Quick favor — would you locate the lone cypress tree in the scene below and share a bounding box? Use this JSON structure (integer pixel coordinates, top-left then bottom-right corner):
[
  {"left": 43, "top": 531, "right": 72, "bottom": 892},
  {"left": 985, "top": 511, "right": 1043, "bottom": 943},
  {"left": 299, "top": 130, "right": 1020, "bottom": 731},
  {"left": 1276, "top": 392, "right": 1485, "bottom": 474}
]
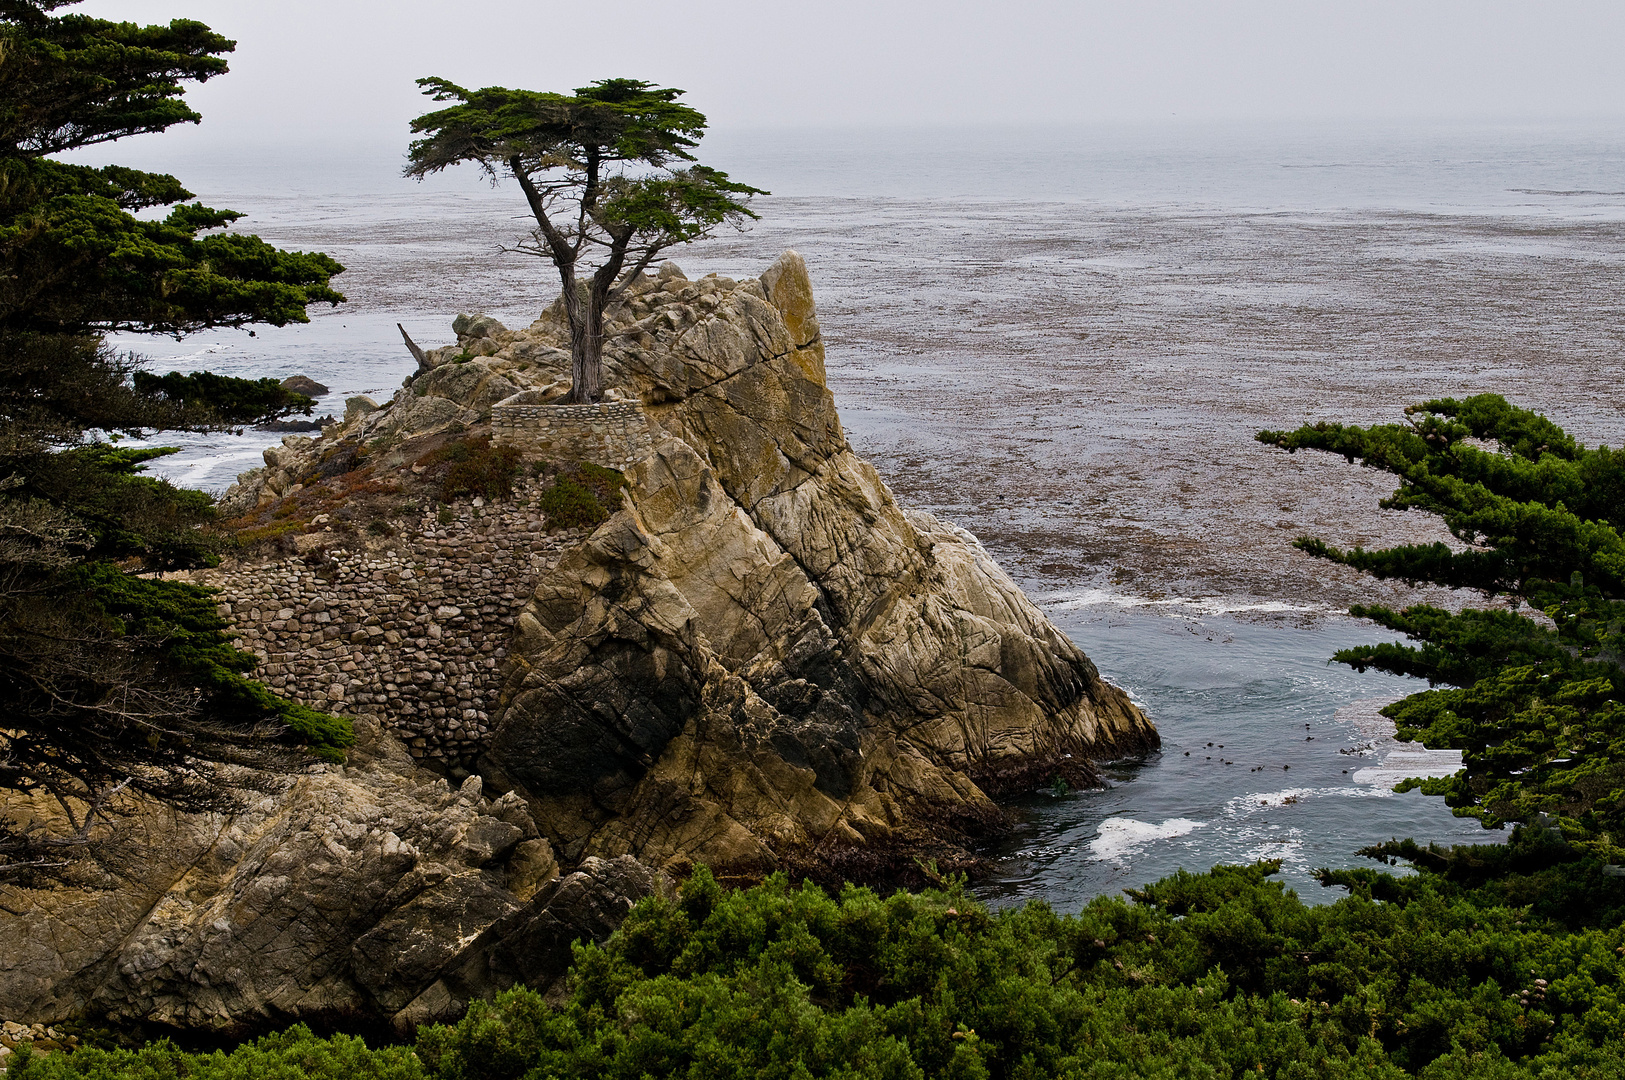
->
[
  {"left": 0, "top": 0, "right": 350, "bottom": 876},
  {"left": 406, "top": 77, "right": 764, "bottom": 403}
]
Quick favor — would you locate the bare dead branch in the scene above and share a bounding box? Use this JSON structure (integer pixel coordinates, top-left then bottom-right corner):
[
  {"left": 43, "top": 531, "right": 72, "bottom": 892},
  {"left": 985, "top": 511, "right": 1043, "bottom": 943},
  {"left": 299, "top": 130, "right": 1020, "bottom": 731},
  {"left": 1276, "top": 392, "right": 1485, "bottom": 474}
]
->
[{"left": 397, "top": 323, "right": 428, "bottom": 367}]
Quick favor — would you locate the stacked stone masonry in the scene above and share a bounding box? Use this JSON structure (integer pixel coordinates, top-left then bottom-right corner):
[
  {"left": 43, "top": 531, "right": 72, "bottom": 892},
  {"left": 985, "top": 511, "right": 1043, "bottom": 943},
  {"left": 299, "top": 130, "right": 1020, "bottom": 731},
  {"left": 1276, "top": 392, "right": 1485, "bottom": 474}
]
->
[
  {"left": 491, "top": 398, "right": 654, "bottom": 471},
  {"left": 192, "top": 479, "right": 584, "bottom": 763}
]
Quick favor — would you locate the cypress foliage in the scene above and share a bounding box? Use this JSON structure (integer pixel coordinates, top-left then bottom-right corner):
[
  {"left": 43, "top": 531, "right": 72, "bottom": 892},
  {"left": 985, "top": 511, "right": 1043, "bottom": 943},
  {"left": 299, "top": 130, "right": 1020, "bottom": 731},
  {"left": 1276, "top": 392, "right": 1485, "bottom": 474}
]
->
[
  {"left": 0, "top": 1, "right": 350, "bottom": 876},
  {"left": 1259, "top": 394, "right": 1625, "bottom": 856}
]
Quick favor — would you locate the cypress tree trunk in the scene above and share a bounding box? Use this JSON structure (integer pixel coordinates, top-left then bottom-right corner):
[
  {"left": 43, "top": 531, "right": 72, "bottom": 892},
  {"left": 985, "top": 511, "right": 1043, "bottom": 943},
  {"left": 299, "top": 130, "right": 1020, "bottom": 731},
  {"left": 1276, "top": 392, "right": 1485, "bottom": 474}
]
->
[
  {"left": 565, "top": 274, "right": 609, "bottom": 404},
  {"left": 558, "top": 271, "right": 602, "bottom": 405}
]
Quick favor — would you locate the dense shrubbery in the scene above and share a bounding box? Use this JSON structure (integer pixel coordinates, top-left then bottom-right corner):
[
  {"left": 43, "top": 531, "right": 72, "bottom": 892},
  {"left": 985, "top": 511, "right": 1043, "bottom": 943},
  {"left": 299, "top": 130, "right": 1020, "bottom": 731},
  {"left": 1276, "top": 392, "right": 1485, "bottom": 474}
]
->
[
  {"left": 20, "top": 856, "right": 1625, "bottom": 1078},
  {"left": 423, "top": 437, "right": 524, "bottom": 503},
  {"left": 536, "top": 463, "right": 627, "bottom": 530},
  {"left": 10, "top": 1026, "right": 423, "bottom": 1080}
]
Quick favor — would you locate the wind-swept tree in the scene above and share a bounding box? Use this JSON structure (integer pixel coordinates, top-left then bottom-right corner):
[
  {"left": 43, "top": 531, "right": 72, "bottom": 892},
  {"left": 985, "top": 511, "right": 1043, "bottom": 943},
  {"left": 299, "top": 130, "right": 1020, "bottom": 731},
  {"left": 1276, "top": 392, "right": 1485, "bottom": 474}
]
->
[
  {"left": 1, "top": 0, "right": 349, "bottom": 877},
  {"left": 405, "top": 77, "right": 764, "bottom": 403},
  {"left": 1260, "top": 395, "right": 1625, "bottom": 860}
]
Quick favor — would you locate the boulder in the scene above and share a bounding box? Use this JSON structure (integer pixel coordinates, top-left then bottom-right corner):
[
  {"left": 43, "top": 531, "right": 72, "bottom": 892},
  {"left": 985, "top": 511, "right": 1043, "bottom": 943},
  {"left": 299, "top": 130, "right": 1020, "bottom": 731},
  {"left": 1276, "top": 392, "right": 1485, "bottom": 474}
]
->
[
  {"left": 366, "top": 394, "right": 476, "bottom": 441},
  {"left": 280, "top": 375, "right": 330, "bottom": 397},
  {"left": 395, "top": 855, "right": 673, "bottom": 1026},
  {"left": 344, "top": 395, "right": 379, "bottom": 424},
  {"left": 0, "top": 725, "right": 665, "bottom": 1036},
  {"left": 453, "top": 313, "right": 508, "bottom": 341},
  {"left": 412, "top": 358, "right": 522, "bottom": 411},
  {"left": 760, "top": 250, "right": 820, "bottom": 349}
]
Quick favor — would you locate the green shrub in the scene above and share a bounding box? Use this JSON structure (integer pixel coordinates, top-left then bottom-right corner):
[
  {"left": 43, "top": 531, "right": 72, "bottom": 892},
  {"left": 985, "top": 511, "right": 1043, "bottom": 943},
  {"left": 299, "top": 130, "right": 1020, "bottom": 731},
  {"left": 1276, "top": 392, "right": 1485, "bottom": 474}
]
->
[
  {"left": 21, "top": 852, "right": 1625, "bottom": 1078},
  {"left": 536, "top": 464, "right": 626, "bottom": 530},
  {"left": 403, "top": 859, "right": 1625, "bottom": 1080},
  {"left": 568, "top": 462, "right": 627, "bottom": 503},
  {"left": 10, "top": 1025, "right": 422, "bottom": 1080},
  {"left": 535, "top": 479, "right": 602, "bottom": 529},
  {"left": 426, "top": 437, "right": 523, "bottom": 503}
]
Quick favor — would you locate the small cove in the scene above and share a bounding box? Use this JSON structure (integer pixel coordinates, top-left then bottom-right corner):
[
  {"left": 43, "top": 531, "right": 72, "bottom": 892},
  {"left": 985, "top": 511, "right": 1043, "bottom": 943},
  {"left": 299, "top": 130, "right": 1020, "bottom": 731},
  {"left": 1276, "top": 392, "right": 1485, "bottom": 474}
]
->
[{"left": 972, "top": 604, "right": 1482, "bottom": 908}]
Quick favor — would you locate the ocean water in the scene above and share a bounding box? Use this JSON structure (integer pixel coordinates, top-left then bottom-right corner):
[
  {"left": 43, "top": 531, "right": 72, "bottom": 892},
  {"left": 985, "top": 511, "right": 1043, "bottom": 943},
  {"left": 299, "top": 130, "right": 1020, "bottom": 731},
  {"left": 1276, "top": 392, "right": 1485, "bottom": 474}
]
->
[
  {"left": 83, "top": 119, "right": 1625, "bottom": 904},
  {"left": 976, "top": 603, "right": 1481, "bottom": 907}
]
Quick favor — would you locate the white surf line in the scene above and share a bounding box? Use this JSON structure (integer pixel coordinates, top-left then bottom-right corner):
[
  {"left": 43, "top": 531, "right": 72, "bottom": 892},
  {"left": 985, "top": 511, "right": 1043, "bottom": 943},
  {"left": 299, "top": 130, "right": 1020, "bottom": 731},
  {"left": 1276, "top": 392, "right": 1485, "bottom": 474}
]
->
[
  {"left": 1040, "top": 588, "right": 1336, "bottom": 617},
  {"left": 1334, "top": 697, "right": 1464, "bottom": 788},
  {"left": 1352, "top": 748, "right": 1464, "bottom": 789}
]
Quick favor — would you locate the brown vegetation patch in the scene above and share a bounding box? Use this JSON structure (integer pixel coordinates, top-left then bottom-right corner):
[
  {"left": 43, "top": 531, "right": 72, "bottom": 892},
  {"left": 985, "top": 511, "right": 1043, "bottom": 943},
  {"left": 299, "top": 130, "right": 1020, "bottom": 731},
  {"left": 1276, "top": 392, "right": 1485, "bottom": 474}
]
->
[
  {"left": 215, "top": 425, "right": 615, "bottom": 555},
  {"left": 418, "top": 436, "right": 524, "bottom": 503}
]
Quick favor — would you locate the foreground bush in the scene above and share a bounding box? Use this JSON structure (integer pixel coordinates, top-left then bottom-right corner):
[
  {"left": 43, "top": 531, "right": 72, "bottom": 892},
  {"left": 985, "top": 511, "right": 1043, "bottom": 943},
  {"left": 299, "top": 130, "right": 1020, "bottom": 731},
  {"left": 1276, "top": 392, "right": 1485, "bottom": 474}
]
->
[
  {"left": 422, "top": 437, "right": 524, "bottom": 503},
  {"left": 21, "top": 852, "right": 1625, "bottom": 1079},
  {"left": 9, "top": 1026, "right": 421, "bottom": 1080}
]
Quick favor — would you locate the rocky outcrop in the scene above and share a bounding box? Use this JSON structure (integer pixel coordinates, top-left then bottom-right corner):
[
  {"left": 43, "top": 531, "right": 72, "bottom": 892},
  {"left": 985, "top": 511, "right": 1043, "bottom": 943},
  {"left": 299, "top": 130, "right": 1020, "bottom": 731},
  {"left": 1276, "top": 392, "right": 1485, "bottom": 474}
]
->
[
  {"left": 2, "top": 251, "right": 1155, "bottom": 1034},
  {"left": 0, "top": 1020, "right": 79, "bottom": 1067},
  {"left": 0, "top": 722, "right": 667, "bottom": 1035},
  {"left": 480, "top": 251, "right": 1155, "bottom": 879}
]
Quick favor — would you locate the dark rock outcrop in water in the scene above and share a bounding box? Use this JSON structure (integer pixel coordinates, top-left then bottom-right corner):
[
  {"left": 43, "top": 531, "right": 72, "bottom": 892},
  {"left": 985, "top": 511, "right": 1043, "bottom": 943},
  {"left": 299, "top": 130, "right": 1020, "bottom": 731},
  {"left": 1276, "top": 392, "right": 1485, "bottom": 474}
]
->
[
  {"left": 280, "top": 375, "right": 330, "bottom": 396},
  {"left": 0, "top": 253, "right": 1155, "bottom": 1035},
  {"left": 254, "top": 416, "right": 332, "bottom": 432}
]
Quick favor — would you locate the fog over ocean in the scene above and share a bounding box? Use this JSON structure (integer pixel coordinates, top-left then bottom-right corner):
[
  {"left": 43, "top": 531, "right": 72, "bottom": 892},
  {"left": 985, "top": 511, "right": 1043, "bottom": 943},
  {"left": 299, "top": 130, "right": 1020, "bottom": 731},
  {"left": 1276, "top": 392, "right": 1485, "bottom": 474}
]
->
[{"left": 97, "top": 120, "right": 1625, "bottom": 903}]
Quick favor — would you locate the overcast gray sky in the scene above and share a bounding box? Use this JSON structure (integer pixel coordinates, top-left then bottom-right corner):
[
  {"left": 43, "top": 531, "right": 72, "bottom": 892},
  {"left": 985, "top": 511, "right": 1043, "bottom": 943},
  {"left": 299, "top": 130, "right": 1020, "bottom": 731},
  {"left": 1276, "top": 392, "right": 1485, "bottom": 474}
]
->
[{"left": 73, "top": 0, "right": 1625, "bottom": 151}]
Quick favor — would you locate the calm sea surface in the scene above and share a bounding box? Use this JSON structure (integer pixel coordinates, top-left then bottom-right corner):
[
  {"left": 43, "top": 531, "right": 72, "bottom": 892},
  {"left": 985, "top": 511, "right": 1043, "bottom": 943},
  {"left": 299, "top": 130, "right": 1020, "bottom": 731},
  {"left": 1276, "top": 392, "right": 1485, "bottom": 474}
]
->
[{"left": 83, "top": 120, "right": 1625, "bottom": 904}]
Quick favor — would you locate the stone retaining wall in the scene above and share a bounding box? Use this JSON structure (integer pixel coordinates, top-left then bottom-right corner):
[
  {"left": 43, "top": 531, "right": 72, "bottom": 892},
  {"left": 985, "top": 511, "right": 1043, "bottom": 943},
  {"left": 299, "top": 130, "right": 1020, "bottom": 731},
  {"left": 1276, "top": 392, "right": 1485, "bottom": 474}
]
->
[
  {"left": 191, "top": 479, "right": 582, "bottom": 765},
  {"left": 491, "top": 394, "right": 654, "bottom": 471}
]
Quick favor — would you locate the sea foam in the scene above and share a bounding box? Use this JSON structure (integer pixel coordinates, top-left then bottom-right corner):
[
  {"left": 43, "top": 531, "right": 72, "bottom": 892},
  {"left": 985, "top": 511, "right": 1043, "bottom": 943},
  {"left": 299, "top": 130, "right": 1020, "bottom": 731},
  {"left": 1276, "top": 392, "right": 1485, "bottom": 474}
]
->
[{"left": 1090, "top": 816, "right": 1205, "bottom": 863}]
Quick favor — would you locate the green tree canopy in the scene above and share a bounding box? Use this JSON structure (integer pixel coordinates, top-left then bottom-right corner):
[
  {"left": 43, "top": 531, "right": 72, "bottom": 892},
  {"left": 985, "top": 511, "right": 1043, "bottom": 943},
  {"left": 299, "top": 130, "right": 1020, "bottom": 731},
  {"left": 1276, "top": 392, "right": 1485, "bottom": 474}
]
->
[
  {"left": 406, "top": 77, "right": 763, "bottom": 403},
  {"left": 1260, "top": 394, "right": 1625, "bottom": 859},
  {"left": 0, "top": 0, "right": 351, "bottom": 878},
  {"left": 0, "top": 0, "right": 344, "bottom": 337}
]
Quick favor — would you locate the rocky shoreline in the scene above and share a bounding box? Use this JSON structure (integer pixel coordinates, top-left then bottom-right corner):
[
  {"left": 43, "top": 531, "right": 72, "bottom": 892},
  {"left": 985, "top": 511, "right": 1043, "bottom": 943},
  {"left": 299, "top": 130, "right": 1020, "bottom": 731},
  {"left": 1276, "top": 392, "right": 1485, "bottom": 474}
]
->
[
  {"left": 0, "top": 1021, "right": 79, "bottom": 1067},
  {"left": 0, "top": 252, "right": 1156, "bottom": 1037}
]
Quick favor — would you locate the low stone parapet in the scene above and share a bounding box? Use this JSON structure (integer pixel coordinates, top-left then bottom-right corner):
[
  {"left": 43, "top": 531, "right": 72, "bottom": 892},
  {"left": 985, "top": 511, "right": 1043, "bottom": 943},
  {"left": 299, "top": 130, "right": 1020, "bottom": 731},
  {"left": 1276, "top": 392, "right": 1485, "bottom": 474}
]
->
[{"left": 492, "top": 391, "right": 654, "bottom": 471}]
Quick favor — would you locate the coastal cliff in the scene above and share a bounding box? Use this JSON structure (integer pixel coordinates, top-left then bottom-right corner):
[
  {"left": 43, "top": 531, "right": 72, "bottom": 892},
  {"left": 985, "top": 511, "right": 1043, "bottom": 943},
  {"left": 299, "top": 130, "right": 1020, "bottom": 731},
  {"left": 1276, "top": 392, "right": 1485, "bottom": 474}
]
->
[{"left": 0, "top": 253, "right": 1156, "bottom": 1034}]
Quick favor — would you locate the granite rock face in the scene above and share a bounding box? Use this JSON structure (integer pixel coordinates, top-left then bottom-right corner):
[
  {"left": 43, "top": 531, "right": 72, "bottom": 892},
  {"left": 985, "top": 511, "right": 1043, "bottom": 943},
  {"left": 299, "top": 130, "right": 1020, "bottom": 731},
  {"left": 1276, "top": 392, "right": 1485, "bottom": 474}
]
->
[
  {"left": 481, "top": 250, "right": 1157, "bottom": 879},
  {"left": 0, "top": 724, "right": 666, "bottom": 1034},
  {"left": 2, "top": 251, "right": 1154, "bottom": 1034}
]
